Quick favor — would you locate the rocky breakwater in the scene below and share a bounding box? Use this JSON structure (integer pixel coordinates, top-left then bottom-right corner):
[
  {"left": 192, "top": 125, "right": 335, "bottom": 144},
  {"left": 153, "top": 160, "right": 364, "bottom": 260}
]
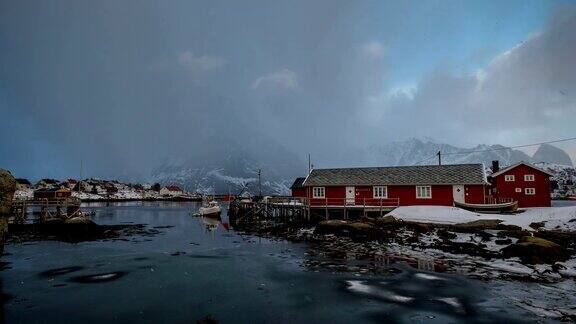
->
[
  {"left": 233, "top": 213, "right": 576, "bottom": 282},
  {"left": 0, "top": 169, "right": 16, "bottom": 253},
  {"left": 0, "top": 169, "right": 16, "bottom": 215}
]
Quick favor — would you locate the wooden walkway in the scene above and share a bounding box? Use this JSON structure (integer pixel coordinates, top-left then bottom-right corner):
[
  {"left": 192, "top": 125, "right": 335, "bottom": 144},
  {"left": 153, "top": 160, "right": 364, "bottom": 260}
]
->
[
  {"left": 228, "top": 196, "right": 399, "bottom": 222},
  {"left": 11, "top": 198, "right": 82, "bottom": 222}
]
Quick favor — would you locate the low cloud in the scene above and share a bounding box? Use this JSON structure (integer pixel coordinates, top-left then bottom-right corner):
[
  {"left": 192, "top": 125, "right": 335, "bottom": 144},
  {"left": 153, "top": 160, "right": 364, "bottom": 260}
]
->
[
  {"left": 252, "top": 69, "right": 299, "bottom": 90},
  {"left": 361, "top": 41, "right": 385, "bottom": 59},
  {"left": 177, "top": 51, "right": 227, "bottom": 74}
]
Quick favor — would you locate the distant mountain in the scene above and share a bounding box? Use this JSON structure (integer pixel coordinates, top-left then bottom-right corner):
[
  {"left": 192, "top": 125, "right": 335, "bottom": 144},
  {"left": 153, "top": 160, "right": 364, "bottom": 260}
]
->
[
  {"left": 151, "top": 140, "right": 304, "bottom": 195},
  {"left": 357, "top": 138, "right": 533, "bottom": 167},
  {"left": 150, "top": 137, "right": 573, "bottom": 195},
  {"left": 533, "top": 144, "right": 573, "bottom": 166}
]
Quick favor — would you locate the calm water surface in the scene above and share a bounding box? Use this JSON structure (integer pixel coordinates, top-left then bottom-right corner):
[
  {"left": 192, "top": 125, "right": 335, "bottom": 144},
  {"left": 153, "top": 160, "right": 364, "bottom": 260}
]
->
[{"left": 1, "top": 202, "right": 541, "bottom": 323}]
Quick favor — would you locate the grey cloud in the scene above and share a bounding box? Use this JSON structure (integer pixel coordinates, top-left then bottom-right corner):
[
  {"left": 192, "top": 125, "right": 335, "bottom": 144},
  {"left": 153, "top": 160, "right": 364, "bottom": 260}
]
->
[{"left": 377, "top": 8, "right": 576, "bottom": 150}]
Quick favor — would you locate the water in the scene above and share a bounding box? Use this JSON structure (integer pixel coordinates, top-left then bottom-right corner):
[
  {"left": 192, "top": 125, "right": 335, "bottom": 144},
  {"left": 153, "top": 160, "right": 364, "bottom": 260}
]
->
[
  {"left": 1, "top": 202, "right": 541, "bottom": 323},
  {"left": 552, "top": 199, "right": 576, "bottom": 207}
]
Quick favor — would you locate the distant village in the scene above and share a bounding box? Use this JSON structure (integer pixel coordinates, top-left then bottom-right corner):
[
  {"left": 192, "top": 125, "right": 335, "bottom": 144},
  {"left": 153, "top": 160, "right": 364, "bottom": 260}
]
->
[
  {"left": 12, "top": 178, "right": 203, "bottom": 202},
  {"left": 8, "top": 161, "right": 576, "bottom": 203}
]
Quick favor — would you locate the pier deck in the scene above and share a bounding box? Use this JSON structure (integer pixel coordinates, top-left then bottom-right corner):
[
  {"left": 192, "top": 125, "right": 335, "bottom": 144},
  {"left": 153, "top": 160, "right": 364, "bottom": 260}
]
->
[
  {"left": 229, "top": 196, "right": 399, "bottom": 222},
  {"left": 11, "top": 198, "right": 82, "bottom": 222}
]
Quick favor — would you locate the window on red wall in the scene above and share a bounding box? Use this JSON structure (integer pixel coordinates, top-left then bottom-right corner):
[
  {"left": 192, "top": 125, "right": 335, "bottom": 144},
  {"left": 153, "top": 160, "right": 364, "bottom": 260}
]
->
[
  {"left": 373, "top": 186, "right": 387, "bottom": 198},
  {"left": 416, "top": 186, "right": 431, "bottom": 198},
  {"left": 312, "top": 187, "right": 325, "bottom": 198},
  {"left": 525, "top": 188, "right": 536, "bottom": 195}
]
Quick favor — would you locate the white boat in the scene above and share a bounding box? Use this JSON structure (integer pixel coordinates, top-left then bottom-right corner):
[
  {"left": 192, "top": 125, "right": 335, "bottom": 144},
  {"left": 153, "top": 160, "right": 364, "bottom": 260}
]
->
[{"left": 198, "top": 200, "right": 221, "bottom": 217}]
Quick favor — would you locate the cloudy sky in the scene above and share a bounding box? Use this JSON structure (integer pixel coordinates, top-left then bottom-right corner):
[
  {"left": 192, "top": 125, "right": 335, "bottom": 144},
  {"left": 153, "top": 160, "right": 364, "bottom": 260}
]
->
[{"left": 1, "top": 0, "right": 575, "bottom": 180}]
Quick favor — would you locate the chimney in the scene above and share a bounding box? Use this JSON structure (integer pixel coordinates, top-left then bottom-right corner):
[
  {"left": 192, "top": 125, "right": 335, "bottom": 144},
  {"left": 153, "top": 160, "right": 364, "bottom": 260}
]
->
[{"left": 492, "top": 160, "right": 500, "bottom": 173}]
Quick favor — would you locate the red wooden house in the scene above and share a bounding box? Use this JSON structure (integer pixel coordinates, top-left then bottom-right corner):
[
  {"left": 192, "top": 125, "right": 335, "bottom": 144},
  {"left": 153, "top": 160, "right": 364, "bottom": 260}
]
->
[
  {"left": 290, "top": 177, "right": 306, "bottom": 198},
  {"left": 488, "top": 161, "right": 552, "bottom": 207},
  {"left": 298, "top": 164, "right": 488, "bottom": 208},
  {"left": 34, "top": 187, "right": 72, "bottom": 200}
]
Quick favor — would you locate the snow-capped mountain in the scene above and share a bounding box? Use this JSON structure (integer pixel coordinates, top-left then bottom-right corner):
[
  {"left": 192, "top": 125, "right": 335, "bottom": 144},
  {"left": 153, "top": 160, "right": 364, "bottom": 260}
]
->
[
  {"left": 150, "top": 137, "right": 574, "bottom": 195},
  {"left": 353, "top": 138, "right": 574, "bottom": 168},
  {"left": 151, "top": 141, "right": 305, "bottom": 195}
]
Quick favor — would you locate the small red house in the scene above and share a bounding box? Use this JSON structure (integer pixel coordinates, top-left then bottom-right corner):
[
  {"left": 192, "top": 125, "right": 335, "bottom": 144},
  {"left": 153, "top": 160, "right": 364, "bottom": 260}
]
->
[
  {"left": 34, "top": 187, "right": 72, "bottom": 200},
  {"left": 299, "top": 164, "right": 488, "bottom": 207},
  {"left": 489, "top": 161, "right": 552, "bottom": 207},
  {"left": 290, "top": 177, "right": 306, "bottom": 198}
]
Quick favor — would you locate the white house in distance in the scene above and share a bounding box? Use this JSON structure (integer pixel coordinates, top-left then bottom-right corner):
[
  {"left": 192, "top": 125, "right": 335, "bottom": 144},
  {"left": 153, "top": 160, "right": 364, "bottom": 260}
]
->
[{"left": 160, "top": 185, "right": 184, "bottom": 197}]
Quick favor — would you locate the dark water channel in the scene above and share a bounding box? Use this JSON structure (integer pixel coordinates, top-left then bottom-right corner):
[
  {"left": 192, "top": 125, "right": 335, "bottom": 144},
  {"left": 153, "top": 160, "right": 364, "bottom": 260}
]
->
[{"left": 0, "top": 202, "right": 545, "bottom": 323}]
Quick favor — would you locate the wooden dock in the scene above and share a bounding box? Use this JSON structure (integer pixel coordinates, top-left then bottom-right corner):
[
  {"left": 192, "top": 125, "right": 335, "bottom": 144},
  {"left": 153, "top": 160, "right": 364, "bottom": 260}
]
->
[
  {"left": 228, "top": 196, "right": 399, "bottom": 223},
  {"left": 11, "top": 198, "right": 82, "bottom": 222}
]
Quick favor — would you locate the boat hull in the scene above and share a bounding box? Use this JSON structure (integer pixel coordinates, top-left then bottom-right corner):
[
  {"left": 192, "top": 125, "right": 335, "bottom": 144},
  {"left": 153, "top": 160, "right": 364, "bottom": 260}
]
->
[
  {"left": 198, "top": 206, "right": 222, "bottom": 218},
  {"left": 454, "top": 200, "right": 518, "bottom": 213}
]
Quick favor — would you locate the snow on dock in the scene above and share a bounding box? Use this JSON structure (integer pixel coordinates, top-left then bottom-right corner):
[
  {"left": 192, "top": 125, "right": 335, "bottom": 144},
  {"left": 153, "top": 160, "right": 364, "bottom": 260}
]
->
[{"left": 389, "top": 205, "right": 576, "bottom": 231}]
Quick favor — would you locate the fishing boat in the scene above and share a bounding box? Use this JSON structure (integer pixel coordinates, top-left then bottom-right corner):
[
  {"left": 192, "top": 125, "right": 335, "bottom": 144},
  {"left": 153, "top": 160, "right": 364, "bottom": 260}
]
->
[
  {"left": 198, "top": 200, "right": 221, "bottom": 217},
  {"left": 454, "top": 200, "right": 518, "bottom": 213}
]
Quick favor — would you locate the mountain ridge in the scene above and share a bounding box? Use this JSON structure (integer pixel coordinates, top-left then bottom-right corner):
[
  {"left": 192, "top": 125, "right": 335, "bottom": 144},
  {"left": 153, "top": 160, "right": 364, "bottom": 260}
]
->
[{"left": 150, "top": 138, "right": 574, "bottom": 194}]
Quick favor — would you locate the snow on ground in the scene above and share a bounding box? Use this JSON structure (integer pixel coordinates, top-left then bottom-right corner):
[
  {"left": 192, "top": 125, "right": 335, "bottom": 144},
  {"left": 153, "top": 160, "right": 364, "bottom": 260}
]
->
[
  {"left": 389, "top": 205, "right": 576, "bottom": 231},
  {"left": 72, "top": 191, "right": 103, "bottom": 200},
  {"left": 112, "top": 189, "right": 143, "bottom": 200},
  {"left": 13, "top": 189, "right": 33, "bottom": 200}
]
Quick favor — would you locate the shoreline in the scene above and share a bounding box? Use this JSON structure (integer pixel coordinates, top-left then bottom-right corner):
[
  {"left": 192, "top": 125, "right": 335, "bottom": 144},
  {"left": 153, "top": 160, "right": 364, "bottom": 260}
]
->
[{"left": 79, "top": 197, "right": 203, "bottom": 203}]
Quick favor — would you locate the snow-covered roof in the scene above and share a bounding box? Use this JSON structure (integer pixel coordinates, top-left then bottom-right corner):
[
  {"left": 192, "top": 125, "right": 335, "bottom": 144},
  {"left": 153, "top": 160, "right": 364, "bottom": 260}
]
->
[
  {"left": 303, "top": 164, "right": 487, "bottom": 186},
  {"left": 490, "top": 161, "right": 554, "bottom": 178}
]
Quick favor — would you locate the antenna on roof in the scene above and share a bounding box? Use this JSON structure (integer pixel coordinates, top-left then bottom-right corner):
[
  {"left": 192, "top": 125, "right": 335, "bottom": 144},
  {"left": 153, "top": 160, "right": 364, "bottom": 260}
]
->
[
  {"left": 308, "top": 153, "right": 311, "bottom": 173},
  {"left": 437, "top": 151, "right": 442, "bottom": 166}
]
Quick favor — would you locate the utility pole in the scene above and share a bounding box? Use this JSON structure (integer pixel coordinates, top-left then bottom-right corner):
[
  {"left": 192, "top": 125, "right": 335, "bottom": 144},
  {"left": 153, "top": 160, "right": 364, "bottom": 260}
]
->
[
  {"left": 79, "top": 159, "right": 83, "bottom": 192},
  {"left": 437, "top": 151, "right": 442, "bottom": 165},
  {"left": 258, "top": 169, "right": 262, "bottom": 197}
]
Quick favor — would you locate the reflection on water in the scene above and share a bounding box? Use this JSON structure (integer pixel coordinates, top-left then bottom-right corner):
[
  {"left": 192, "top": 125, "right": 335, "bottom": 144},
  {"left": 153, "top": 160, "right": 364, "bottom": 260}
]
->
[
  {"left": 196, "top": 215, "right": 230, "bottom": 234},
  {"left": 0, "top": 202, "right": 538, "bottom": 323}
]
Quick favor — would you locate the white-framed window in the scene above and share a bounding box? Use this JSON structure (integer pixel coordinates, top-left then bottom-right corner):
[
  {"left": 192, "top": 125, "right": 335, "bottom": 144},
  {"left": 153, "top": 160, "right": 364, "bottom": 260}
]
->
[
  {"left": 505, "top": 175, "right": 515, "bottom": 182},
  {"left": 416, "top": 186, "right": 432, "bottom": 199},
  {"left": 515, "top": 188, "right": 522, "bottom": 193},
  {"left": 312, "top": 187, "right": 325, "bottom": 198},
  {"left": 524, "top": 174, "right": 535, "bottom": 181},
  {"left": 525, "top": 188, "right": 536, "bottom": 195},
  {"left": 373, "top": 186, "right": 388, "bottom": 198}
]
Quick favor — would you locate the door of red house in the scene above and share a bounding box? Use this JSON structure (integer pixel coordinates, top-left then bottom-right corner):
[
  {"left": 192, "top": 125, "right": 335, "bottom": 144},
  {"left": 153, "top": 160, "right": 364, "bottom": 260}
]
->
[
  {"left": 452, "top": 185, "right": 465, "bottom": 203},
  {"left": 346, "top": 186, "right": 355, "bottom": 205}
]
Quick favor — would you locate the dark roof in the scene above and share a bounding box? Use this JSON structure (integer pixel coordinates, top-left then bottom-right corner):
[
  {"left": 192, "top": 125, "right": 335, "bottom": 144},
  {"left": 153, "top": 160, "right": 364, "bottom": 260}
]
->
[
  {"left": 303, "top": 164, "right": 487, "bottom": 186},
  {"left": 490, "top": 161, "right": 553, "bottom": 178},
  {"left": 166, "top": 185, "right": 182, "bottom": 191},
  {"left": 290, "top": 177, "right": 306, "bottom": 189},
  {"left": 35, "top": 187, "right": 70, "bottom": 192},
  {"left": 16, "top": 178, "right": 31, "bottom": 185}
]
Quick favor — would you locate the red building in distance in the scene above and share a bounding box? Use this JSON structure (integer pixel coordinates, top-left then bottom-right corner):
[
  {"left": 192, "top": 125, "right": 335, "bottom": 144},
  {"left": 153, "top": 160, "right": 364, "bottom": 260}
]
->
[{"left": 488, "top": 161, "right": 552, "bottom": 207}]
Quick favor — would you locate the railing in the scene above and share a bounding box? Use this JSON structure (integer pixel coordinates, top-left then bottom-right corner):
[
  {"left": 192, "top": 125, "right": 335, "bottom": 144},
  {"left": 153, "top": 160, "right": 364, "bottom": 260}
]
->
[
  {"left": 262, "top": 197, "right": 399, "bottom": 208},
  {"left": 308, "top": 197, "right": 400, "bottom": 208},
  {"left": 484, "top": 196, "right": 515, "bottom": 204},
  {"left": 264, "top": 197, "right": 308, "bottom": 205}
]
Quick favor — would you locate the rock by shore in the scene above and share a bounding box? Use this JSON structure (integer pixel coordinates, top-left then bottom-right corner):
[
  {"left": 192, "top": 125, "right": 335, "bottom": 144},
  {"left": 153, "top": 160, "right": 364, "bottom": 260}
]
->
[
  {"left": 0, "top": 169, "right": 16, "bottom": 215},
  {"left": 231, "top": 210, "right": 576, "bottom": 282}
]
